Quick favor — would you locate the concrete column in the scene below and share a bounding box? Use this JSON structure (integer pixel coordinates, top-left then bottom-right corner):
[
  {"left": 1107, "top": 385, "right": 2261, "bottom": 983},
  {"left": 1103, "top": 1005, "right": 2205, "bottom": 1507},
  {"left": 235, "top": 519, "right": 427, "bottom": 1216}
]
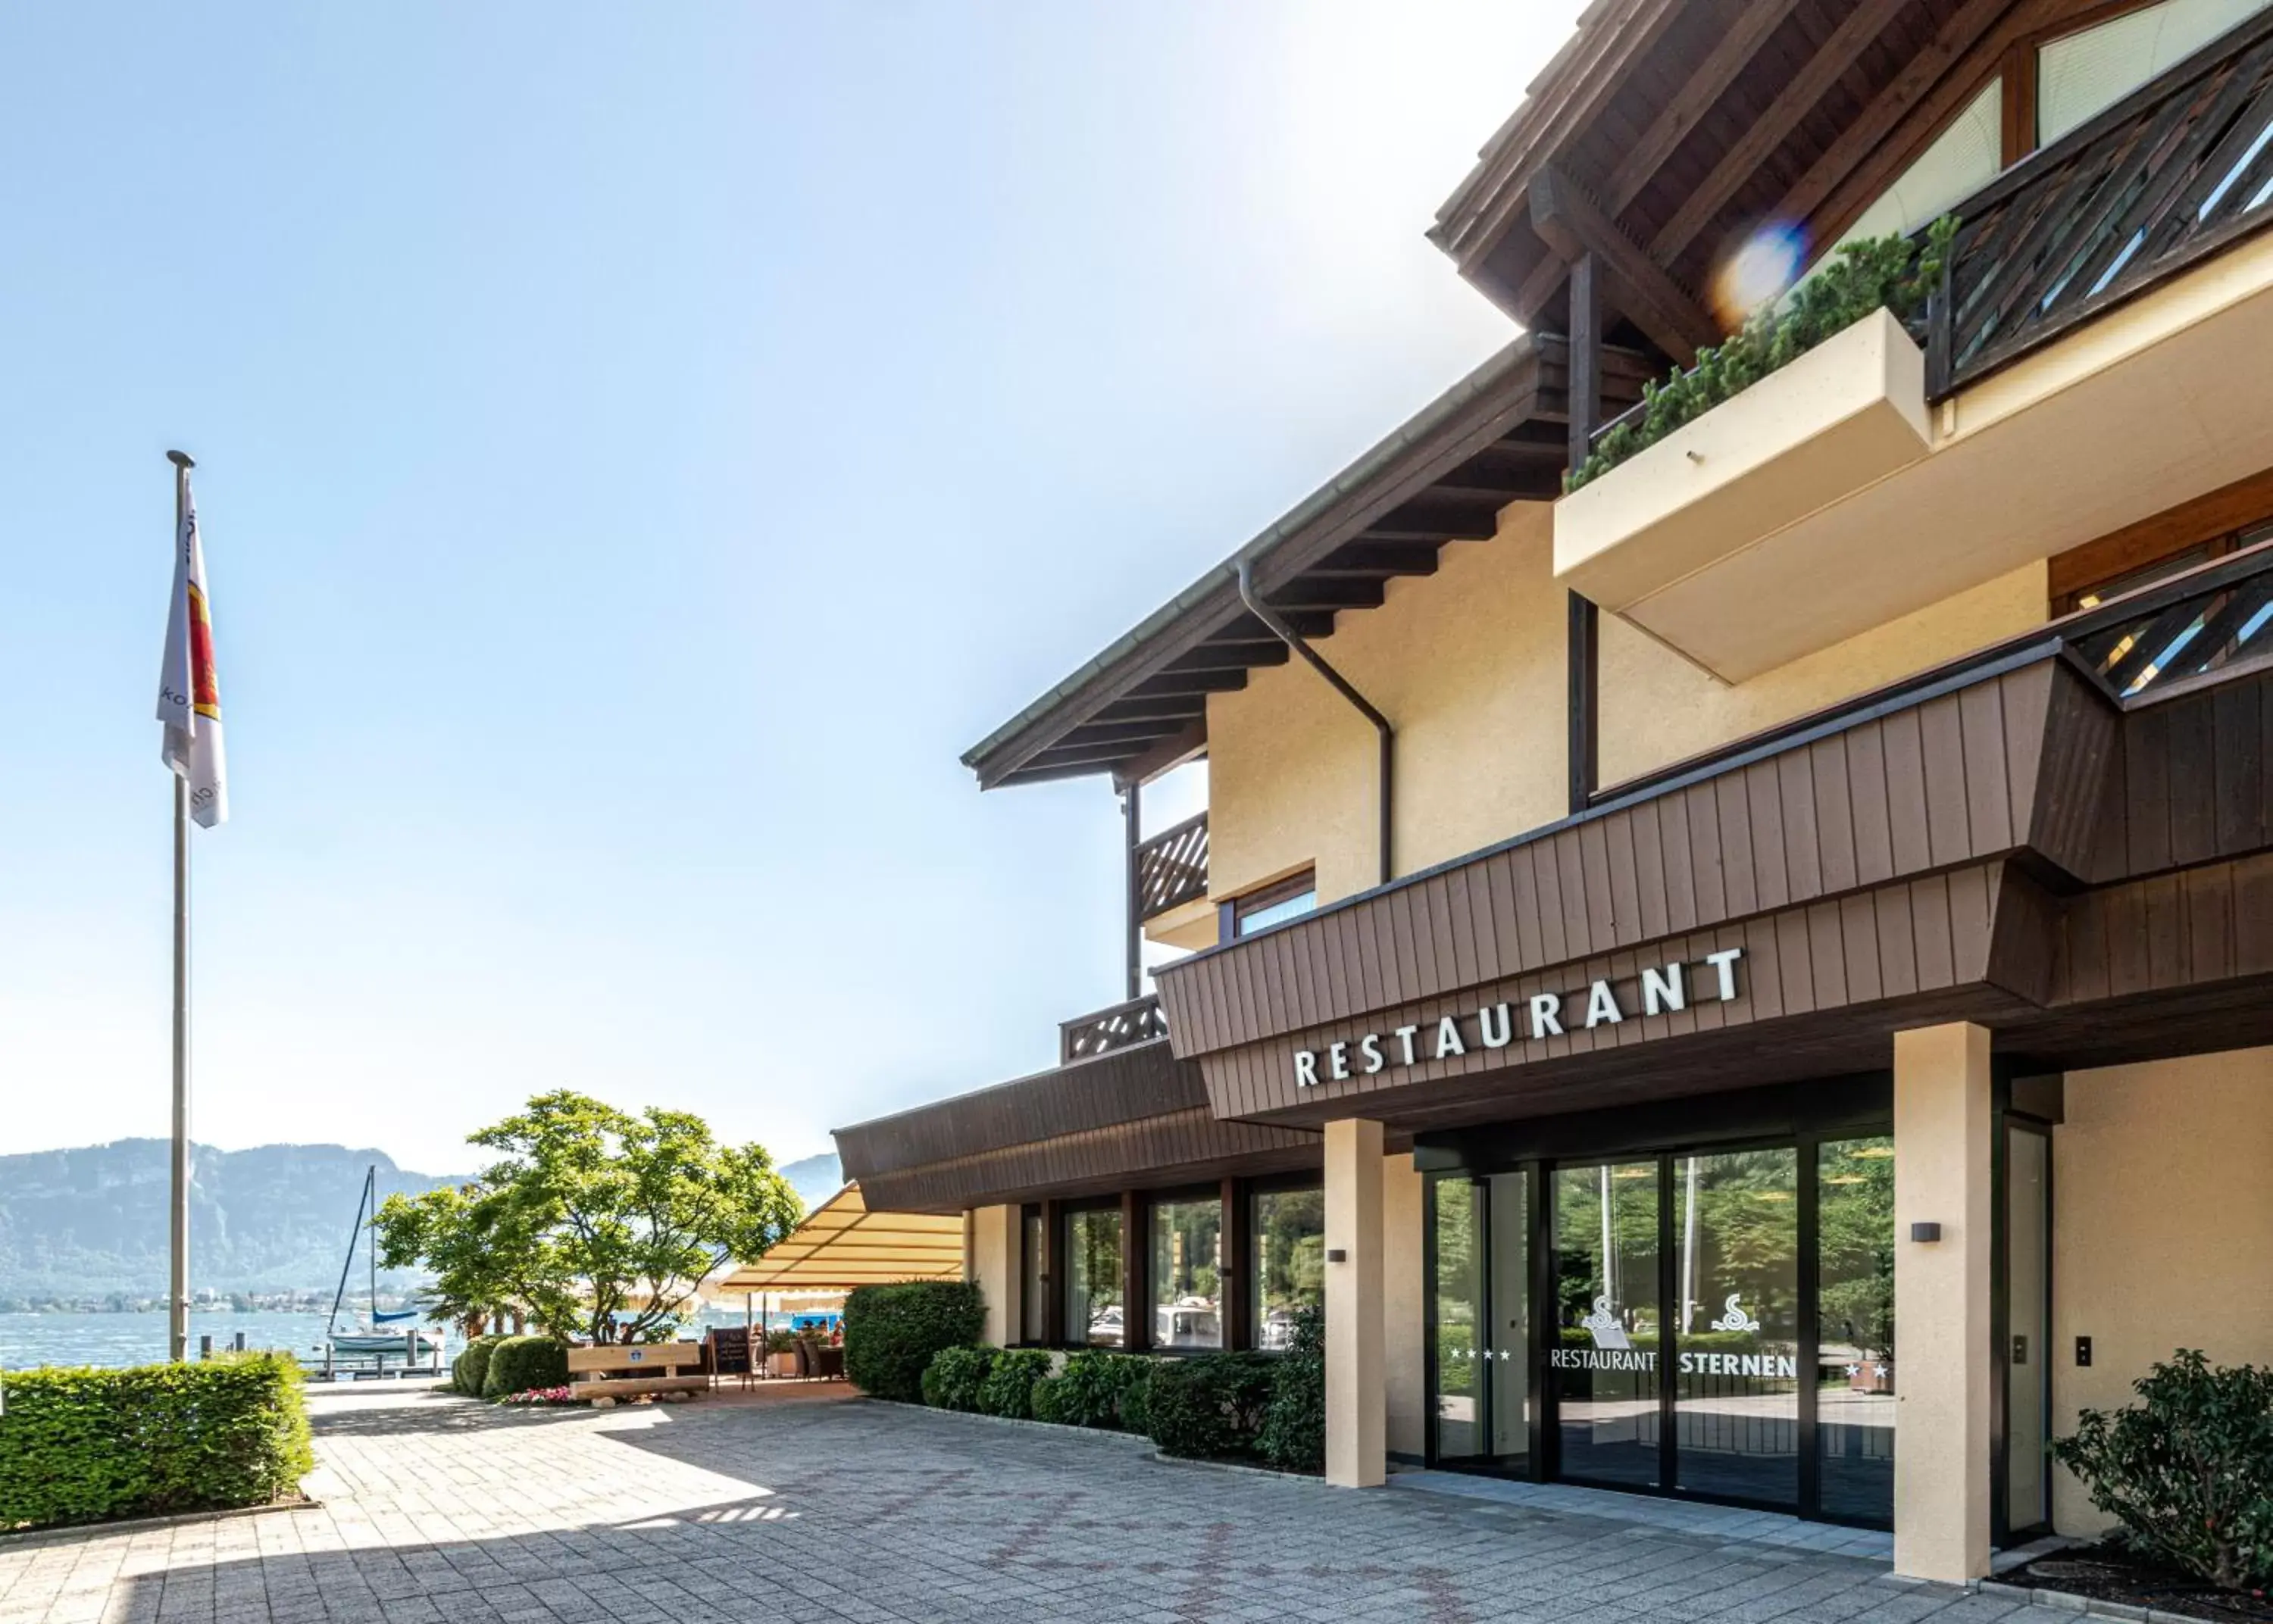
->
[
  {"left": 967, "top": 1205, "right": 1021, "bottom": 1348},
  {"left": 1326, "top": 1118, "right": 1387, "bottom": 1488},
  {"left": 1893, "top": 1021, "right": 1994, "bottom": 1583}
]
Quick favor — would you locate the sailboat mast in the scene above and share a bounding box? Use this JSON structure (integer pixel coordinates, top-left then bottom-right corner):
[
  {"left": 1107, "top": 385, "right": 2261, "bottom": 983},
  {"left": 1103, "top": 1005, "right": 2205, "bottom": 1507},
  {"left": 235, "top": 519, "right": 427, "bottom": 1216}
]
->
[{"left": 366, "top": 1165, "right": 378, "bottom": 1326}]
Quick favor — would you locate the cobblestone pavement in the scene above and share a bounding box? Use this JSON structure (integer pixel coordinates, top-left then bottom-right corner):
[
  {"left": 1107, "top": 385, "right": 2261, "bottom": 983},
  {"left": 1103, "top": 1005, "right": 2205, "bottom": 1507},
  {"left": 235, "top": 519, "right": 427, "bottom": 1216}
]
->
[{"left": 0, "top": 1384, "right": 2031, "bottom": 1624}]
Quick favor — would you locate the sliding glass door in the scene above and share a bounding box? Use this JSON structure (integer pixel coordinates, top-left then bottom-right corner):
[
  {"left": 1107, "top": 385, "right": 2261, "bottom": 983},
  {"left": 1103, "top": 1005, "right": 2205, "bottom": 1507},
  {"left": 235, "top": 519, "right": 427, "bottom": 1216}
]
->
[
  {"left": 1429, "top": 1170, "right": 1530, "bottom": 1473},
  {"left": 1552, "top": 1163, "right": 1662, "bottom": 1488},
  {"left": 1671, "top": 1148, "right": 1799, "bottom": 1508}
]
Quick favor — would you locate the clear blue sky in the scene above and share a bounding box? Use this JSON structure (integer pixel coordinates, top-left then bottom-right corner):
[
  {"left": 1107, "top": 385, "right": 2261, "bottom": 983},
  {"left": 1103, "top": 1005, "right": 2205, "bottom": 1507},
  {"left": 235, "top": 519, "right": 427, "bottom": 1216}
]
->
[{"left": 0, "top": 2, "right": 1577, "bottom": 1174}]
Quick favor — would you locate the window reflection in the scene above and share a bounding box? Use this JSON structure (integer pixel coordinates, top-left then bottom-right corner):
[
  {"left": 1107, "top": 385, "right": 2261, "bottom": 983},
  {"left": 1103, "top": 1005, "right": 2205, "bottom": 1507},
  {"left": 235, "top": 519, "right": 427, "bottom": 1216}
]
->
[
  {"left": 1818, "top": 1136, "right": 1896, "bottom": 1524},
  {"left": 1065, "top": 1207, "right": 1124, "bottom": 1346},
  {"left": 1254, "top": 1188, "right": 1324, "bottom": 1350},
  {"left": 1673, "top": 1148, "right": 1799, "bottom": 1508},
  {"left": 1152, "top": 1195, "right": 1224, "bottom": 1349},
  {"left": 1552, "top": 1163, "right": 1662, "bottom": 1487}
]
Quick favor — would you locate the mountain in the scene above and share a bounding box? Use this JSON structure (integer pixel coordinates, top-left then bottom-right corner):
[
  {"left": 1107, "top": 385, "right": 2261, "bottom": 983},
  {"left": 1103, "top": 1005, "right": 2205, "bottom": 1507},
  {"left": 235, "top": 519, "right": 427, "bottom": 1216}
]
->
[
  {"left": 0, "top": 1141, "right": 467, "bottom": 1301},
  {"left": 778, "top": 1152, "right": 842, "bottom": 1208}
]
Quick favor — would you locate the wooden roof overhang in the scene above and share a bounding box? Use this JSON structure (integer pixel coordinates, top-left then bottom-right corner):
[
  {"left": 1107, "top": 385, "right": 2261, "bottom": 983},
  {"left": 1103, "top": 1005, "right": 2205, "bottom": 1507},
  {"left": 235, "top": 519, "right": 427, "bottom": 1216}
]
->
[
  {"left": 961, "top": 333, "right": 1648, "bottom": 791},
  {"left": 1430, "top": 0, "right": 2081, "bottom": 353},
  {"left": 833, "top": 1035, "right": 1321, "bottom": 1215},
  {"left": 1152, "top": 562, "right": 2273, "bottom": 1137}
]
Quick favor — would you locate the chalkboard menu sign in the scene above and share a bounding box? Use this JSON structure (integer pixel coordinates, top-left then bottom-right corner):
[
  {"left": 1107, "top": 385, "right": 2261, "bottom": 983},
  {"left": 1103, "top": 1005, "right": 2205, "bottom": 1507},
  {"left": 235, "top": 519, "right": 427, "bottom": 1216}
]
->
[{"left": 708, "top": 1326, "right": 752, "bottom": 1378}]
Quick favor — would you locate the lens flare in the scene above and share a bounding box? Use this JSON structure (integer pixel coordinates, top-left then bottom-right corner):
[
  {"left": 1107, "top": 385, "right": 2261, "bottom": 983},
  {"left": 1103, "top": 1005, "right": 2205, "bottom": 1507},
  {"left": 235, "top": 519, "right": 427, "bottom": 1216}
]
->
[{"left": 1710, "top": 222, "right": 1808, "bottom": 329}]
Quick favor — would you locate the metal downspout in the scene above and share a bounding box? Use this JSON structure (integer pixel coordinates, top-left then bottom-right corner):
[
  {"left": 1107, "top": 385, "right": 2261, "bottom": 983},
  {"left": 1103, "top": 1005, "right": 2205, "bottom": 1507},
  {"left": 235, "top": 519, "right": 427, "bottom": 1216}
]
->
[{"left": 1235, "top": 558, "right": 1393, "bottom": 886}]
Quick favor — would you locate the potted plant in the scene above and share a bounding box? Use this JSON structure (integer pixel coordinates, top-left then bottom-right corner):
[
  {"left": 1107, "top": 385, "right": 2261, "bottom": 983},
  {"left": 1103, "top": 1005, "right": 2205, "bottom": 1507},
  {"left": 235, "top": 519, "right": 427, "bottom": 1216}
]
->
[{"left": 764, "top": 1326, "right": 800, "bottom": 1378}]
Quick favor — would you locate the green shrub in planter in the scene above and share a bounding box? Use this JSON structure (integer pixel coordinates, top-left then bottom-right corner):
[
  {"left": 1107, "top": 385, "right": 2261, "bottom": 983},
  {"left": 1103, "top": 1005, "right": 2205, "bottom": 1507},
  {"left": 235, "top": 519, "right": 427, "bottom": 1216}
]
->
[
  {"left": 483, "top": 1336, "right": 571, "bottom": 1399},
  {"left": 843, "top": 1280, "right": 984, "bottom": 1403},
  {"left": 2053, "top": 1348, "right": 2273, "bottom": 1591},
  {"left": 452, "top": 1334, "right": 506, "bottom": 1397},
  {"left": 1034, "top": 1350, "right": 1118, "bottom": 1428},
  {"left": 1258, "top": 1304, "right": 1325, "bottom": 1473},
  {"left": 0, "top": 1353, "right": 313, "bottom": 1532},
  {"left": 1109, "top": 1354, "right": 1156, "bottom": 1434},
  {"left": 1146, "top": 1354, "right": 1275, "bottom": 1460},
  {"left": 1030, "top": 1370, "right": 1072, "bottom": 1424},
  {"left": 921, "top": 1344, "right": 996, "bottom": 1411},
  {"left": 977, "top": 1350, "right": 1052, "bottom": 1419}
]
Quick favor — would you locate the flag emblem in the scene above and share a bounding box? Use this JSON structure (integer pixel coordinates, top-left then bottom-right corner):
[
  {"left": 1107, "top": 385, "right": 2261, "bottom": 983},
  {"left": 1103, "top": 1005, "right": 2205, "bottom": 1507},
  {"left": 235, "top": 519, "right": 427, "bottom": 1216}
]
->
[{"left": 157, "top": 476, "right": 228, "bottom": 829}]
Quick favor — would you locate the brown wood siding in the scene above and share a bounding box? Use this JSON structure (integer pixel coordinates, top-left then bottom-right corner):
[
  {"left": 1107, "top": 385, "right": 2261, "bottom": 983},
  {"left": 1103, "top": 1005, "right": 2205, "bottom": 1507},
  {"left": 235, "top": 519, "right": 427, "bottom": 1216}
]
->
[
  {"left": 834, "top": 1038, "right": 1208, "bottom": 1182},
  {"left": 1156, "top": 659, "right": 2085, "bottom": 1060},
  {"left": 850, "top": 1108, "right": 1321, "bottom": 1216}
]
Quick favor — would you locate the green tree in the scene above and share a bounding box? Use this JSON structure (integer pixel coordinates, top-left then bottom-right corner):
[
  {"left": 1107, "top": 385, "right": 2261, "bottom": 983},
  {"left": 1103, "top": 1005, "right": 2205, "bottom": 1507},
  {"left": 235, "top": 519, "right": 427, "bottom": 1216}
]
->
[{"left": 376, "top": 1090, "right": 802, "bottom": 1344}]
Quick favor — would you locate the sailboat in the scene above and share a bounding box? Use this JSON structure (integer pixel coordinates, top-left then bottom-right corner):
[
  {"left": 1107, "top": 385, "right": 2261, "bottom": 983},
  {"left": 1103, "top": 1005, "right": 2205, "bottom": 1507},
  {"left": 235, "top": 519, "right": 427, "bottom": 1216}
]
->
[{"left": 324, "top": 1165, "right": 445, "bottom": 1366}]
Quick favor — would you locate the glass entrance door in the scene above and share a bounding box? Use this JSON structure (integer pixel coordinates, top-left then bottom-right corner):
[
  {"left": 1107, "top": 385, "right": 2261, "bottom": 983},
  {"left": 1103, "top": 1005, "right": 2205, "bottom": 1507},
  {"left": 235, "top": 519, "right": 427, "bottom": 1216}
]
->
[
  {"left": 1429, "top": 1170, "right": 1529, "bottom": 1472},
  {"left": 1552, "top": 1162, "right": 1662, "bottom": 1488},
  {"left": 1672, "top": 1148, "right": 1799, "bottom": 1508}
]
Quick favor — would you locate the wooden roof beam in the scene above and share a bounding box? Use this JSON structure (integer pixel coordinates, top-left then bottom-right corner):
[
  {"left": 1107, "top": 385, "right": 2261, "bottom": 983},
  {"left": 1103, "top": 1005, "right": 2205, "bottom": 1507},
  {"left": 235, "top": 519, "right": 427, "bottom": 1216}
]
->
[
  {"left": 1647, "top": 0, "right": 1916, "bottom": 267},
  {"left": 1530, "top": 165, "right": 1717, "bottom": 365},
  {"left": 1111, "top": 720, "right": 1208, "bottom": 790},
  {"left": 1308, "top": 540, "right": 1444, "bottom": 577},
  {"left": 1601, "top": 0, "right": 1807, "bottom": 216}
]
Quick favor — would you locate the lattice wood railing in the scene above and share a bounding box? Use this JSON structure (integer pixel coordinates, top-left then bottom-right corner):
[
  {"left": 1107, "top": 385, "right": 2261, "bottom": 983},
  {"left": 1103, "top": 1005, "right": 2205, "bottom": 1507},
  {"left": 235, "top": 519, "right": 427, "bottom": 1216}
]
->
[
  {"left": 1925, "top": 12, "right": 2273, "bottom": 394},
  {"left": 1133, "top": 812, "right": 1208, "bottom": 921},
  {"left": 1058, "top": 994, "right": 1171, "bottom": 1065},
  {"left": 2066, "top": 541, "right": 2273, "bottom": 701}
]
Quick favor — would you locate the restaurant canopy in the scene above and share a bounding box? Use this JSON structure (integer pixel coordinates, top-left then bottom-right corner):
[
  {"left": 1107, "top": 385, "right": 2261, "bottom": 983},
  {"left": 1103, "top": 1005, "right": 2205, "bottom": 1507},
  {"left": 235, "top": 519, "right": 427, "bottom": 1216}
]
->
[{"left": 714, "top": 1182, "right": 964, "bottom": 1294}]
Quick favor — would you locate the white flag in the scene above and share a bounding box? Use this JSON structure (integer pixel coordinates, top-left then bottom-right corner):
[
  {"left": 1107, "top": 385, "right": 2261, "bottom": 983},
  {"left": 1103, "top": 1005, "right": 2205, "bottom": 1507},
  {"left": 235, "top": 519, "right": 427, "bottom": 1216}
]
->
[{"left": 155, "top": 477, "right": 228, "bottom": 829}]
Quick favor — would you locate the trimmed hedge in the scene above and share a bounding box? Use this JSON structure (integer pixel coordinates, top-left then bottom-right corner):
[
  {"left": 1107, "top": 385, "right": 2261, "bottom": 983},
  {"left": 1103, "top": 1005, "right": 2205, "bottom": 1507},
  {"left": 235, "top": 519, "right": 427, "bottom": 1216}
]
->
[
  {"left": 1258, "top": 1305, "right": 1325, "bottom": 1473},
  {"left": 976, "top": 1350, "right": 1052, "bottom": 1419},
  {"left": 452, "top": 1334, "right": 506, "bottom": 1397},
  {"left": 482, "top": 1336, "right": 571, "bottom": 1399},
  {"left": 921, "top": 1345, "right": 995, "bottom": 1412},
  {"left": 1030, "top": 1349, "right": 1153, "bottom": 1431},
  {"left": 0, "top": 1353, "right": 314, "bottom": 1532},
  {"left": 1146, "top": 1354, "right": 1274, "bottom": 1461},
  {"left": 843, "top": 1280, "right": 984, "bottom": 1403}
]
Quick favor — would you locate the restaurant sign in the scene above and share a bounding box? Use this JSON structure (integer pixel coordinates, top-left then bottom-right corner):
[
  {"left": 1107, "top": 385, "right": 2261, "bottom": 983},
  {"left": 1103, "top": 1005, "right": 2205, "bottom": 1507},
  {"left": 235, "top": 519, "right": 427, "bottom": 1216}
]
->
[{"left": 1292, "top": 948, "right": 1743, "bottom": 1088}]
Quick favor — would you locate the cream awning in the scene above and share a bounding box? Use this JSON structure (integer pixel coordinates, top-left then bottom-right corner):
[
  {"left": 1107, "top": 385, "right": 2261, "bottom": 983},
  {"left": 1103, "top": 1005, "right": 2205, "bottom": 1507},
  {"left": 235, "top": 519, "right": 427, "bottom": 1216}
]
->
[{"left": 714, "top": 1182, "right": 965, "bottom": 1293}]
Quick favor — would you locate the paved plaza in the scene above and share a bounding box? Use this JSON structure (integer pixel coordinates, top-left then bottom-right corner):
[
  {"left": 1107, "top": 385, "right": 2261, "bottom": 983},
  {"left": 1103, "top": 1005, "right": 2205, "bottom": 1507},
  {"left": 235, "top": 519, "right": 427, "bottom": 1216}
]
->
[{"left": 1, "top": 1382, "right": 2033, "bottom": 1624}]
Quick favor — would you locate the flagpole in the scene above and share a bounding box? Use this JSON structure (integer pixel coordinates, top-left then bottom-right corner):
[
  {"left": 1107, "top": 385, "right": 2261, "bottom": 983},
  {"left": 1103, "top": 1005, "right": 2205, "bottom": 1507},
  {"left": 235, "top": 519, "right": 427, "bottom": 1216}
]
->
[{"left": 167, "top": 448, "right": 195, "bottom": 1364}]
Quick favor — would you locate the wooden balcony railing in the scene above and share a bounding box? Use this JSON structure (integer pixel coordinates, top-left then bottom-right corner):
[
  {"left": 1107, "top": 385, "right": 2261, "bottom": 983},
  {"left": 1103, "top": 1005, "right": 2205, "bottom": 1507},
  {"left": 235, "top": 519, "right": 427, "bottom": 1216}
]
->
[
  {"left": 1058, "top": 994, "right": 1171, "bottom": 1065},
  {"left": 1132, "top": 811, "right": 1208, "bottom": 922},
  {"left": 2068, "top": 539, "right": 2273, "bottom": 702},
  {"left": 1924, "top": 9, "right": 2273, "bottom": 395}
]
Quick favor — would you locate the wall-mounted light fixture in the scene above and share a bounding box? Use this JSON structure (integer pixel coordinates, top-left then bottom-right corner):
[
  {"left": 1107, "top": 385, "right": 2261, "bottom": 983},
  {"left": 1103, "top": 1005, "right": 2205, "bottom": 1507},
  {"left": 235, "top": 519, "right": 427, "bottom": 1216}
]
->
[
  {"left": 1326, "top": 1248, "right": 1349, "bottom": 1263},
  {"left": 1909, "top": 1222, "right": 1943, "bottom": 1242}
]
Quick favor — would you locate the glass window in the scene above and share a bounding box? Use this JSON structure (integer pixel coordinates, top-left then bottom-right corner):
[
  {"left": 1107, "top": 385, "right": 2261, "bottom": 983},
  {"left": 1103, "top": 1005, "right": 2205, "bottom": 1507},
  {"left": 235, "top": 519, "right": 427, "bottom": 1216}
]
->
[
  {"left": 1064, "top": 1207, "right": 1124, "bottom": 1346},
  {"left": 1823, "top": 80, "right": 2002, "bottom": 262},
  {"left": 1431, "top": 1177, "right": 1483, "bottom": 1460},
  {"left": 1020, "top": 1207, "right": 1045, "bottom": 1345},
  {"left": 1552, "top": 1162, "right": 1662, "bottom": 1487},
  {"left": 1430, "top": 1172, "right": 1532, "bottom": 1469},
  {"left": 2040, "top": 0, "right": 2273, "bottom": 145},
  {"left": 1234, "top": 872, "right": 1317, "bottom": 937},
  {"left": 1673, "top": 1148, "right": 1799, "bottom": 1509},
  {"left": 1254, "top": 1187, "right": 1324, "bottom": 1350},
  {"left": 1151, "top": 1195, "right": 1224, "bottom": 1349},
  {"left": 1817, "top": 1136, "right": 1896, "bottom": 1525}
]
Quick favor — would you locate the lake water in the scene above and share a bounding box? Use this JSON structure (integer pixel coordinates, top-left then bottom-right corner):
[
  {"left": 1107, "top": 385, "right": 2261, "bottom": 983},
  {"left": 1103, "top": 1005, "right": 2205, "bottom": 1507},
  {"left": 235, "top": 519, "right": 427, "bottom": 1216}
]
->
[
  {"left": 0, "top": 1306, "right": 799, "bottom": 1371},
  {"left": 0, "top": 1310, "right": 455, "bottom": 1372}
]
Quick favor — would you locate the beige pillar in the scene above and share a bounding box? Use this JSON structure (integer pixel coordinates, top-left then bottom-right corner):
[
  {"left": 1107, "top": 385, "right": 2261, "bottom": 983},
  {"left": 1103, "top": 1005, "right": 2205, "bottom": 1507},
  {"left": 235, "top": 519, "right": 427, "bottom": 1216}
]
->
[
  {"left": 1326, "top": 1118, "right": 1387, "bottom": 1488},
  {"left": 1893, "top": 1021, "right": 1994, "bottom": 1583},
  {"left": 967, "top": 1205, "right": 1021, "bottom": 1347}
]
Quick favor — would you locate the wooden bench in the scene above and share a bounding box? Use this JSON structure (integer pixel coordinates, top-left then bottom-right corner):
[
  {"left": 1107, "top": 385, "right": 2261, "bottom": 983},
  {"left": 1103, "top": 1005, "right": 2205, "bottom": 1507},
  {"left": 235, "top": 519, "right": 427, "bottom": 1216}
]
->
[{"left": 567, "top": 1342, "right": 708, "bottom": 1403}]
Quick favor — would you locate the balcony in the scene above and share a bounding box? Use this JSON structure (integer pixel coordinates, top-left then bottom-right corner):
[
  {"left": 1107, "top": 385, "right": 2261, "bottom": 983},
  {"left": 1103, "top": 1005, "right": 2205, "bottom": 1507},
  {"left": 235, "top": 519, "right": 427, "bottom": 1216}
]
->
[
  {"left": 1555, "top": 14, "right": 2273, "bottom": 682},
  {"left": 1058, "top": 993, "right": 1171, "bottom": 1064},
  {"left": 1133, "top": 810, "right": 1216, "bottom": 951}
]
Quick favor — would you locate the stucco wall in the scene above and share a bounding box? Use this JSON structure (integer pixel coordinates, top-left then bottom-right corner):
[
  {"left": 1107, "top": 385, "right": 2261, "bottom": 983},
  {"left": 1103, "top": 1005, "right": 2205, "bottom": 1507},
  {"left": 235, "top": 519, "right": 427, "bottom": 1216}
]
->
[
  {"left": 967, "top": 1204, "right": 1018, "bottom": 1349},
  {"left": 1596, "top": 560, "right": 2049, "bottom": 788},
  {"left": 1205, "top": 501, "right": 2050, "bottom": 913},
  {"left": 1383, "top": 1151, "right": 1424, "bottom": 1460},
  {"left": 1206, "top": 504, "right": 1568, "bottom": 908},
  {"left": 2050, "top": 1048, "right": 2273, "bottom": 1535}
]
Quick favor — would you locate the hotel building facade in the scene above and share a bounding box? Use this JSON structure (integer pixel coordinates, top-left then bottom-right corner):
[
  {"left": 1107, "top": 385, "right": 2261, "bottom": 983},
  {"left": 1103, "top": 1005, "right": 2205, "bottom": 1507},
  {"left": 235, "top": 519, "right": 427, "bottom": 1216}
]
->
[{"left": 837, "top": 0, "right": 2273, "bottom": 1583}]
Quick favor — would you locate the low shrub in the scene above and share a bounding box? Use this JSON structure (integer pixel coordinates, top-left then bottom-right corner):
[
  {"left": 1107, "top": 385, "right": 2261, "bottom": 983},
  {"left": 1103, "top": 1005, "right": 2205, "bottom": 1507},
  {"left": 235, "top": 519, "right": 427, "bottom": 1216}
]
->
[
  {"left": 1146, "top": 1354, "right": 1275, "bottom": 1461},
  {"left": 977, "top": 1350, "right": 1052, "bottom": 1419},
  {"left": 843, "top": 1280, "right": 984, "bottom": 1403},
  {"left": 1109, "top": 1353, "right": 1155, "bottom": 1434},
  {"left": 452, "top": 1333, "right": 506, "bottom": 1397},
  {"left": 1567, "top": 217, "right": 1956, "bottom": 492},
  {"left": 1030, "top": 1349, "right": 1155, "bottom": 1431},
  {"left": 0, "top": 1353, "right": 314, "bottom": 1532},
  {"left": 2053, "top": 1349, "right": 2273, "bottom": 1591},
  {"left": 483, "top": 1336, "right": 571, "bottom": 1399},
  {"left": 1258, "top": 1305, "right": 1325, "bottom": 1473},
  {"left": 920, "top": 1344, "right": 996, "bottom": 1411}
]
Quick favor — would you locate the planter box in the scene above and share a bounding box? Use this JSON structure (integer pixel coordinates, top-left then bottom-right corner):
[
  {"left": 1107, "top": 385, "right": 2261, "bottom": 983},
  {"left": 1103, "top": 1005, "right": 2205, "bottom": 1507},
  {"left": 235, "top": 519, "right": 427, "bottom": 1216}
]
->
[{"left": 1555, "top": 308, "right": 1931, "bottom": 682}]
